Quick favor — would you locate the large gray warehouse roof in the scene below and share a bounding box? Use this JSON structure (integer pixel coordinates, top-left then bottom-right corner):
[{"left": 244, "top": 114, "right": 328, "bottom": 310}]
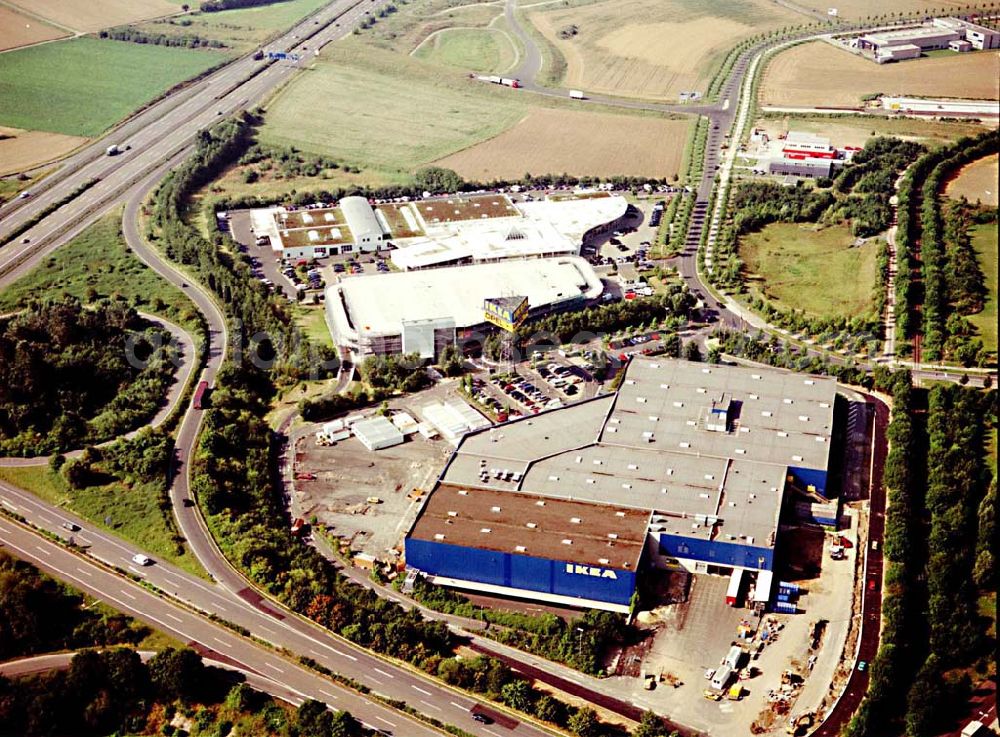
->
[{"left": 438, "top": 358, "right": 837, "bottom": 548}]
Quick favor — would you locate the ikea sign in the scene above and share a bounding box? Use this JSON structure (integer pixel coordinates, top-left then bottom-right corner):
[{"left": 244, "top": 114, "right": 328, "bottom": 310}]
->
[{"left": 565, "top": 564, "right": 618, "bottom": 580}]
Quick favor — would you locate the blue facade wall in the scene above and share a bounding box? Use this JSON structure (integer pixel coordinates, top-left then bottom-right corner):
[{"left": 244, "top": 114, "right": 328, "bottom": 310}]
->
[
  {"left": 658, "top": 534, "right": 774, "bottom": 570},
  {"left": 790, "top": 466, "right": 828, "bottom": 496},
  {"left": 405, "top": 538, "right": 637, "bottom": 606}
]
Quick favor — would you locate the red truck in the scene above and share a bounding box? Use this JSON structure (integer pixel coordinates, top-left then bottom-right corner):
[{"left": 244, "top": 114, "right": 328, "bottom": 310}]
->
[{"left": 193, "top": 381, "right": 209, "bottom": 410}]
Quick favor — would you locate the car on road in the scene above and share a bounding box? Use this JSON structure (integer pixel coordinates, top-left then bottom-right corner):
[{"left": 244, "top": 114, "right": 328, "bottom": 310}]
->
[
  {"left": 472, "top": 713, "right": 493, "bottom": 724},
  {"left": 132, "top": 553, "right": 153, "bottom": 566},
  {"left": 61, "top": 521, "right": 79, "bottom": 532},
  {"left": 18, "top": 191, "right": 30, "bottom": 199},
  {"left": 857, "top": 661, "right": 868, "bottom": 672},
  {"left": 868, "top": 579, "right": 876, "bottom": 591},
  {"left": 21, "top": 237, "right": 29, "bottom": 244}
]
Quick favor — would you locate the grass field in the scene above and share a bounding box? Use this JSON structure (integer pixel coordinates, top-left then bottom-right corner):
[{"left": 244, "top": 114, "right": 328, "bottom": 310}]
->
[
  {"left": 435, "top": 107, "right": 691, "bottom": 178},
  {"left": 0, "top": 37, "right": 225, "bottom": 137},
  {"left": 0, "top": 465, "right": 207, "bottom": 578},
  {"left": 260, "top": 49, "right": 530, "bottom": 173},
  {"left": 0, "top": 211, "right": 202, "bottom": 336},
  {"left": 740, "top": 222, "right": 878, "bottom": 318},
  {"left": 0, "top": 6, "right": 69, "bottom": 52},
  {"left": 524, "top": 0, "right": 799, "bottom": 101},
  {"left": 761, "top": 42, "right": 1000, "bottom": 107},
  {"left": 754, "top": 115, "right": 991, "bottom": 149},
  {"left": 360, "top": 0, "right": 506, "bottom": 56},
  {"left": 135, "top": 0, "right": 330, "bottom": 52},
  {"left": 5, "top": 0, "right": 179, "bottom": 33},
  {"left": 945, "top": 154, "right": 999, "bottom": 207},
  {"left": 413, "top": 27, "right": 516, "bottom": 74},
  {"left": 0, "top": 127, "right": 88, "bottom": 176},
  {"left": 295, "top": 305, "right": 333, "bottom": 349},
  {"left": 967, "top": 222, "right": 998, "bottom": 356}
]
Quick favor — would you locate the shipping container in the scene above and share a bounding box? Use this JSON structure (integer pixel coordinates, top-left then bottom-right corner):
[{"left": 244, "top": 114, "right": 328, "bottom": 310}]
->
[{"left": 774, "top": 601, "right": 797, "bottom": 614}]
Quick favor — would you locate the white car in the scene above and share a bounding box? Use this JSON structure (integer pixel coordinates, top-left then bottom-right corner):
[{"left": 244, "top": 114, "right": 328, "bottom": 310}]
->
[{"left": 131, "top": 553, "right": 152, "bottom": 566}]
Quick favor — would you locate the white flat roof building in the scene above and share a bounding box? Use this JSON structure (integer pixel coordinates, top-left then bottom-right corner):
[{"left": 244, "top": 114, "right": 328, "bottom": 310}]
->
[
  {"left": 353, "top": 416, "right": 404, "bottom": 451},
  {"left": 325, "top": 256, "right": 603, "bottom": 358},
  {"left": 389, "top": 193, "right": 628, "bottom": 270}
]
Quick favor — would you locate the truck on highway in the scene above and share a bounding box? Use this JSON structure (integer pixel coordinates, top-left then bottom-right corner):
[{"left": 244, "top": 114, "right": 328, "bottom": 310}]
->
[
  {"left": 252, "top": 49, "right": 265, "bottom": 60},
  {"left": 569, "top": 89, "right": 585, "bottom": 99},
  {"left": 476, "top": 75, "right": 520, "bottom": 89}
]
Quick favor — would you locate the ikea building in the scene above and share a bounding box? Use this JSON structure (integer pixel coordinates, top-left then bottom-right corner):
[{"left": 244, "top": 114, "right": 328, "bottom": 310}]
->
[{"left": 404, "top": 358, "right": 837, "bottom": 612}]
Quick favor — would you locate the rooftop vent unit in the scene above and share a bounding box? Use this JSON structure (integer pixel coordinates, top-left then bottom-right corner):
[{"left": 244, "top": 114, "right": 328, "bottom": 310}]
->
[
  {"left": 752, "top": 374, "right": 761, "bottom": 380},
  {"left": 648, "top": 416, "right": 658, "bottom": 422},
  {"left": 804, "top": 379, "right": 815, "bottom": 385},
  {"left": 660, "top": 383, "right": 670, "bottom": 390},
  {"left": 778, "top": 431, "right": 788, "bottom": 437},
  {"left": 628, "top": 463, "right": 639, "bottom": 470},
  {"left": 434, "top": 533, "right": 446, "bottom": 540},
  {"left": 535, "top": 500, "right": 546, "bottom": 506},
  {"left": 593, "top": 459, "right": 603, "bottom": 465},
  {"left": 749, "top": 393, "right": 758, "bottom": 400},
  {"left": 699, "top": 493, "right": 710, "bottom": 499},
  {"left": 673, "top": 401, "right": 684, "bottom": 408},
  {"left": 697, "top": 387, "right": 707, "bottom": 394},
  {"left": 458, "top": 489, "right": 468, "bottom": 495},
  {"left": 702, "top": 368, "right": 711, "bottom": 374},
  {"left": 491, "top": 506, "right": 502, "bottom": 512},
  {"left": 570, "top": 517, "right": 581, "bottom": 524},
  {"left": 561, "top": 539, "right": 573, "bottom": 545},
  {"left": 515, "top": 545, "right": 526, "bottom": 552},
  {"left": 799, "top": 415, "right": 810, "bottom": 422},
  {"left": 762, "top": 411, "right": 772, "bottom": 417},
  {"left": 820, "top": 402, "right": 830, "bottom": 408},
  {"left": 792, "top": 455, "right": 803, "bottom": 462},
  {"left": 447, "top": 511, "right": 458, "bottom": 517},
  {"left": 679, "top": 442, "right": 690, "bottom": 448},
  {"left": 625, "top": 379, "right": 636, "bottom": 385},
  {"left": 616, "top": 511, "right": 627, "bottom": 517},
  {"left": 650, "top": 363, "right": 660, "bottom": 369},
  {"left": 607, "top": 533, "right": 618, "bottom": 539},
  {"left": 526, "top": 522, "right": 537, "bottom": 528},
  {"left": 480, "top": 528, "right": 492, "bottom": 534},
  {"left": 736, "top": 448, "right": 746, "bottom": 454},
  {"left": 816, "top": 436, "right": 826, "bottom": 442},
  {"left": 784, "top": 398, "right": 793, "bottom": 404},
  {"left": 622, "top": 483, "right": 632, "bottom": 489},
  {"left": 586, "top": 478, "right": 595, "bottom": 484},
  {"left": 575, "top": 456, "right": 582, "bottom": 463},
  {"left": 637, "top": 397, "right": 647, "bottom": 404}
]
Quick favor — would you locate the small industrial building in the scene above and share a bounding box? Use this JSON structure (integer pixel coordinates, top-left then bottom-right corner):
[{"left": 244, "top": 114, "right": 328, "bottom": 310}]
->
[
  {"left": 352, "top": 416, "right": 404, "bottom": 451},
  {"left": 405, "top": 359, "right": 838, "bottom": 611},
  {"left": 325, "top": 256, "right": 603, "bottom": 359},
  {"left": 420, "top": 400, "right": 492, "bottom": 444},
  {"left": 765, "top": 131, "right": 853, "bottom": 178},
  {"left": 854, "top": 16, "right": 1000, "bottom": 62},
  {"left": 250, "top": 196, "right": 390, "bottom": 261}
]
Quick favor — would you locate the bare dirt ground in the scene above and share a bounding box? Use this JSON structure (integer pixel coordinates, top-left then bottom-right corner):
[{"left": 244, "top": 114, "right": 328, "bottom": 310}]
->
[
  {"left": 753, "top": 115, "right": 991, "bottom": 149},
  {"left": 0, "top": 127, "right": 88, "bottom": 176},
  {"left": 945, "top": 153, "right": 999, "bottom": 206},
  {"left": 0, "top": 6, "right": 69, "bottom": 52},
  {"left": 761, "top": 42, "right": 1000, "bottom": 107},
  {"left": 435, "top": 108, "right": 691, "bottom": 179},
  {"left": 6, "top": 0, "right": 179, "bottom": 33}
]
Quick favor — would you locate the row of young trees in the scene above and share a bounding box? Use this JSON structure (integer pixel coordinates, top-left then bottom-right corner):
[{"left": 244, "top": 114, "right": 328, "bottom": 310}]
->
[
  {"left": 913, "top": 130, "right": 997, "bottom": 363},
  {"left": 846, "top": 381, "right": 996, "bottom": 737},
  {"left": 893, "top": 128, "right": 998, "bottom": 360},
  {"left": 159, "top": 117, "right": 668, "bottom": 736},
  {"left": 0, "top": 299, "right": 178, "bottom": 456},
  {"left": 98, "top": 26, "right": 226, "bottom": 48}
]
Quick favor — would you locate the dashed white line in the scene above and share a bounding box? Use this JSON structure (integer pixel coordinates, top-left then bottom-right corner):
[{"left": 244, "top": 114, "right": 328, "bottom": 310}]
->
[
  {"left": 164, "top": 612, "right": 183, "bottom": 623},
  {"left": 319, "top": 689, "right": 339, "bottom": 701},
  {"left": 1, "top": 500, "right": 17, "bottom": 512},
  {"left": 421, "top": 699, "right": 442, "bottom": 712},
  {"left": 373, "top": 667, "right": 394, "bottom": 679},
  {"left": 34, "top": 545, "right": 51, "bottom": 556},
  {"left": 76, "top": 567, "right": 93, "bottom": 577},
  {"left": 376, "top": 716, "right": 397, "bottom": 727},
  {"left": 37, "top": 515, "right": 52, "bottom": 525},
  {"left": 263, "top": 662, "right": 285, "bottom": 674},
  {"left": 411, "top": 684, "right": 432, "bottom": 696},
  {"left": 484, "top": 728, "right": 502, "bottom": 737},
  {"left": 213, "top": 637, "right": 232, "bottom": 649},
  {"left": 119, "top": 590, "right": 137, "bottom": 601},
  {"left": 450, "top": 701, "right": 470, "bottom": 711}
]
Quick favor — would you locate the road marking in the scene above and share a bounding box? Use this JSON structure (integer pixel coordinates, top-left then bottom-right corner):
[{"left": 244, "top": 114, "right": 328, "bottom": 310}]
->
[
  {"left": 164, "top": 612, "right": 183, "bottom": 623},
  {"left": 162, "top": 576, "right": 182, "bottom": 588},
  {"left": 450, "top": 701, "right": 470, "bottom": 710},
  {"left": 411, "top": 684, "right": 432, "bottom": 696},
  {"left": 421, "top": 700, "right": 442, "bottom": 712},
  {"left": 484, "top": 729, "right": 502, "bottom": 737},
  {"left": 373, "top": 667, "right": 394, "bottom": 679},
  {"left": 213, "top": 637, "right": 232, "bottom": 649},
  {"left": 263, "top": 662, "right": 285, "bottom": 674},
  {"left": 76, "top": 567, "right": 93, "bottom": 577},
  {"left": 119, "top": 590, "right": 137, "bottom": 600},
  {"left": 319, "top": 689, "right": 339, "bottom": 701},
  {"left": 34, "top": 545, "right": 51, "bottom": 556},
  {"left": 2, "top": 500, "right": 17, "bottom": 512},
  {"left": 127, "top": 566, "right": 145, "bottom": 576},
  {"left": 37, "top": 515, "right": 52, "bottom": 525},
  {"left": 77, "top": 536, "right": 92, "bottom": 546},
  {"left": 376, "top": 716, "right": 397, "bottom": 727}
]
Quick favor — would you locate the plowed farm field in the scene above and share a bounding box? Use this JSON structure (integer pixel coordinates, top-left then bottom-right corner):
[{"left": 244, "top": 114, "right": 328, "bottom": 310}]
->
[
  {"left": 0, "top": 6, "right": 69, "bottom": 52},
  {"left": 435, "top": 108, "right": 691, "bottom": 179},
  {"left": 5, "top": 0, "right": 179, "bottom": 33},
  {"left": 0, "top": 127, "right": 88, "bottom": 176},
  {"left": 526, "top": 0, "right": 798, "bottom": 101},
  {"left": 761, "top": 42, "right": 1000, "bottom": 107}
]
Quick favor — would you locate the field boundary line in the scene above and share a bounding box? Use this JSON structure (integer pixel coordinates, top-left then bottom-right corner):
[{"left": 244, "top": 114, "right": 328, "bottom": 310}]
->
[
  {"left": 409, "top": 24, "right": 513, "bottom": 58},
  {"left": 0, "top": 0, "right": 78, "bottom": 36}
]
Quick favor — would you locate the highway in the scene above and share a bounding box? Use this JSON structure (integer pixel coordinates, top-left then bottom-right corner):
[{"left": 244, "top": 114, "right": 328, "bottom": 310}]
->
[{"left": 0, "top": 516, "right": 447, "bottom": 737}]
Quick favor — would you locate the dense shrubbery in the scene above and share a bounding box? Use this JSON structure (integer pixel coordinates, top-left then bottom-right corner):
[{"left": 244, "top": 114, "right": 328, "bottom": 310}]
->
[
  {"left": 98, "top": 26, "right": 225, "bottom": 48},
  {"left": 200, "top": 0, "right": 291, "bottom": 11},
  {"left": 0, "top": 299, "right": 178, "bottom": 455}
]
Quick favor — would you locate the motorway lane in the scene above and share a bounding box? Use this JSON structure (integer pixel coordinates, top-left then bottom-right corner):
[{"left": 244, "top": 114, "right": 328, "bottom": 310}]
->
[
  {"left": 0, "top": 480, "right": 553, "bottom": 737},
  {"left": 0, "top": 518, "right": 444, "bottom": 737},
  {"left": 0, "top": 0, "right": 384, "bottom": 281}
]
